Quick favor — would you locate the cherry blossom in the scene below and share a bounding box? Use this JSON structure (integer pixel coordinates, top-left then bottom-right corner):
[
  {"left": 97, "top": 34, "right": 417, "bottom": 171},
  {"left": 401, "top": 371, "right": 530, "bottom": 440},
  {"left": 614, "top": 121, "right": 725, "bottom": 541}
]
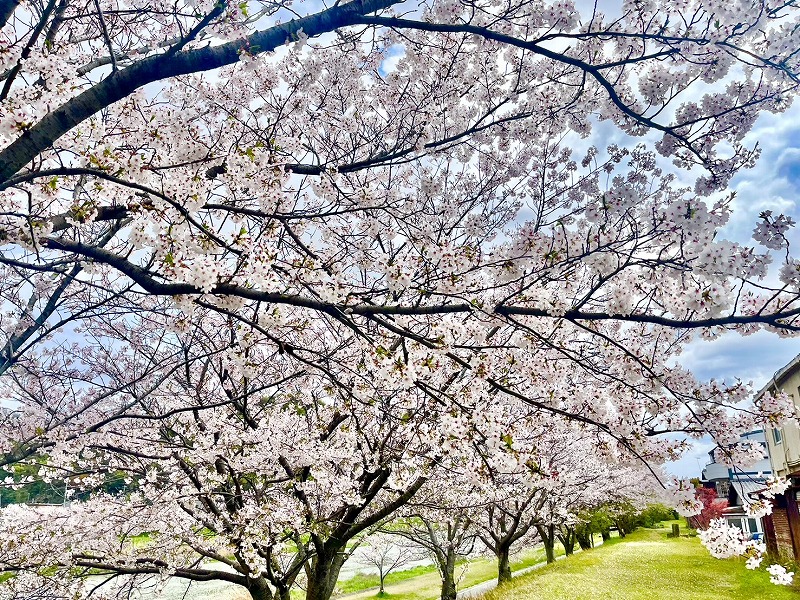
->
[{"left": 1, "top": 0, "right": 800, "bottom": 596}]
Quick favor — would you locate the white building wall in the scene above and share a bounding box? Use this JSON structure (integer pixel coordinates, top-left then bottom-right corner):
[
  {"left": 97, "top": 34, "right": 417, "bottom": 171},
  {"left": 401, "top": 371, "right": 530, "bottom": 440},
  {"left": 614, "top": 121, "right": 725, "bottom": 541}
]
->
[{"left": 763, "top": 361, "right": 800, "bottom": 478}]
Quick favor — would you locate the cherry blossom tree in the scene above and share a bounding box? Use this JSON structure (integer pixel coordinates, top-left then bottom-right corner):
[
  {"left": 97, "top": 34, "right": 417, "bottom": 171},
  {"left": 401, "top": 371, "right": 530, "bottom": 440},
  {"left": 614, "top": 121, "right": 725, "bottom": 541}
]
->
[
  {"left": 0, "top": 314, "right": 441, "bottom": 600},
  {"left": 388, "top": 479, "right": 483, "bottom": 600},
  {"left": 390, "top": 512, "right": 476, "bottom": 600},
  {"left": 2, "top": 0, "right": 800, "bottom": 595},
  {"left": 473, "top": 416, "right": 654, "bottom": 581},
  {"left": 359, "top": 532, "right": 423, "bottom": 594}
]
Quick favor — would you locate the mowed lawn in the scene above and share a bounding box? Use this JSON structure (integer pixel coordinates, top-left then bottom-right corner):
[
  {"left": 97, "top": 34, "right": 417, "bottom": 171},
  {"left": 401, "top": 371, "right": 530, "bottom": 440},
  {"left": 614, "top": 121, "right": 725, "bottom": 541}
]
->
[
  {"left": 338, "top": 545, "right": 564, "bottom": 600},
  {"left": 481, "top": 528, "right": 800, "bottom": 600}
]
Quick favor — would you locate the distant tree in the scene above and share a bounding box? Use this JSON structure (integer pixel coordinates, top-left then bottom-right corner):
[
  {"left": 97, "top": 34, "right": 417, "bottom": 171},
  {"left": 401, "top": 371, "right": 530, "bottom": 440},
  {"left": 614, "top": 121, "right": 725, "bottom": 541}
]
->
[
  {"left": 605, "top": 502, "right": 641, "bottom": 538},
  {"left": 574, "top": 508, "right": 614, "bottom": 550},
  {"left": 389, "top": 511, "right": 477, "bottom": 600},
  {"left": 360, "top": 532, "right": 422, "bottom": 595},
  {"left": 638, "top": 504, "right": 679, "bottom": 528}
]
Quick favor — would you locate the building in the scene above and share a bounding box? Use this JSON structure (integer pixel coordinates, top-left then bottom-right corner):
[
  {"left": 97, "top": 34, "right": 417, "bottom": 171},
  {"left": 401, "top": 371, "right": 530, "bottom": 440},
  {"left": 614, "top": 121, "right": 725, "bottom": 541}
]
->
[
  {"left": 760, "top": 353, "right": 800, "bottom": 560},
  {"left": 700, "top": 430, "right": 771, "bottom": 538}
]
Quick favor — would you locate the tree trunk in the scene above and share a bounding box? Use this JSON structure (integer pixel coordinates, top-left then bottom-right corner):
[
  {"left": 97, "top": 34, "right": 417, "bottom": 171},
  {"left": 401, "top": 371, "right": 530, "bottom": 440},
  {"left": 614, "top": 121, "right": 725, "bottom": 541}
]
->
[
  {"left": 497, "top": 546, "right": 512, "bottom": 585},
  {"left": 379, "top": 568, "right": 386, "bottom": 594},
  {"left": 440, "top": 550, "right": 457, "bottom": 600},
  {"left": 575, "top": 525, "right": 592, "bottom": 551},
  {"left": 537, "top": 524, "right": 556, "bottom": 564},
  {"left": 601, "top": 530, "right": 610, "bottom": 542},
  {"left": 543, "top": 538, "right": 555, "bottom": 564},
  {"left": 306, "top": 549, "right": 347, "bottom": 600},
  {"left": 306, "top": 567, "right": 339, "bottom": 600},
  {"left": 249, "top": 578, "right": 274, "bottom": 600},
  {"left": 559, "top": 527, "right": 575, "bottom": 556}
]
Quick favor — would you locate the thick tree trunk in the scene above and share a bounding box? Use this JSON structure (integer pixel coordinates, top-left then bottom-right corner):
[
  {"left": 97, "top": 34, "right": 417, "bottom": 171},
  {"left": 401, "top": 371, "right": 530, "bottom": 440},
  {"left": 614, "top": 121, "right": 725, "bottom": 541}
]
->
[
  {"left": 601, "top": 530, "right": 610, "bottom": 542},
  {"left": 248, "top": 578, "right": 274, "bottom": 600},
  {"left": 543, "top": 538, "right": 556, "bottom": 564},
  {"left": 536, "top": 524, "right": 556, "bottom": 564},
  {"left": 306, "top": 549, "right": 347, "bottom": 600},
  {"left": 497, "top": 546, "right": 512, "bottom": 585},
  {"left": 306, "top": 569, "right": 339, "bottom": 600},
  {"left": 440, "top": 551, "right": 457, "bottom": 600}
]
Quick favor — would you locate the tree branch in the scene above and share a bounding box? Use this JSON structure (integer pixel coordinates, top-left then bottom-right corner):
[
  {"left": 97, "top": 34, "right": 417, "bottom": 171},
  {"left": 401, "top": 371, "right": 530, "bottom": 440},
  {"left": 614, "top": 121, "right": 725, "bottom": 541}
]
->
[{"left": 0, "top": 0, "right": 400, "bottom": 184}]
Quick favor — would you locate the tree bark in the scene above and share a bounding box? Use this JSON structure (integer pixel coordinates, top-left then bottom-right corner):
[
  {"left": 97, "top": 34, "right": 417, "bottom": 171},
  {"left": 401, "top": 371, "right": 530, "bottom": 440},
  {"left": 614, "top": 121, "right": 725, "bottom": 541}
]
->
[
  {"left": 306, "top": 548, "right": 347, "bottom": 600},
  {"left": 248, "top": 578, "right": 274, "bottom": 600},
  {"left": 601, "top": 530, "right": 610, "bottom": 542},
  {"left": 535, "top": 524, "right": 557, "bottom": 564},
  {"left": 543, "top": 538, "right": 555, "bottom": 564},
  {"left": 0, "top": 0, "right": 21, "bottom": 30},
  {"left": 576, "top": 526, "right": 592, "bottom": 551},
  {"left": 558, "top": 527, "right": 576, "bottom": 556},
  {"left": 496, "top": 546, "right": 512, "bottom": 585},
  {"left": 440, "top": 551, "right": 457, "bottom": 600}
]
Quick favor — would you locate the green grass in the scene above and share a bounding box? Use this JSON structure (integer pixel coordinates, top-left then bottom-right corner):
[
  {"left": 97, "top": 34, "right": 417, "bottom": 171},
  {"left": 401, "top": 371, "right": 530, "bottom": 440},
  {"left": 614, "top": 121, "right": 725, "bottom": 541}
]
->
[
  {"left": 479, "top": 528, "right": 800, "bottom": 600},
  {"left": 337, "top": 564, "right": 441, "bottom": 594},
  {"left": 337, "top": 544, "right": 570, "bottom": 600}
]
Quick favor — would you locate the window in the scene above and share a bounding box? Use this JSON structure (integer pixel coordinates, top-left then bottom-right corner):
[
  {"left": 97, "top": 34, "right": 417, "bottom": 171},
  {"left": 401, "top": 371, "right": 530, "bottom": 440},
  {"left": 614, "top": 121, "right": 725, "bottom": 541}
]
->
[
  {"left": 728, "top": 518, "right": 743, "bottom": 530},
  {"left": 748, "top": 519, "right": 758, "bottom": 533},
  {"left": 774, "top": 428, "right": 784, "bottom": 445}
]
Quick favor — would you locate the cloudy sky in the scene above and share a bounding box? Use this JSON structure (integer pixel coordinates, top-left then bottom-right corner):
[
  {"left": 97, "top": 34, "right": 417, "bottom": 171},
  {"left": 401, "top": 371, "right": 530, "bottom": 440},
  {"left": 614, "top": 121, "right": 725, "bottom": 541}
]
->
[{"left": 663, "top": 102, "right": 800, "bottom": 478}]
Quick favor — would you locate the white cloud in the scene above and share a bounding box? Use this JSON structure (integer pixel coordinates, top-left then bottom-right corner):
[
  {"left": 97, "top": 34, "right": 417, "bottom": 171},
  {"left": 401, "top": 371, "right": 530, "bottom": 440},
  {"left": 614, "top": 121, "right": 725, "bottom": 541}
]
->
[{"left": 677, "top": 331, "right": 800, "bottom": 390}]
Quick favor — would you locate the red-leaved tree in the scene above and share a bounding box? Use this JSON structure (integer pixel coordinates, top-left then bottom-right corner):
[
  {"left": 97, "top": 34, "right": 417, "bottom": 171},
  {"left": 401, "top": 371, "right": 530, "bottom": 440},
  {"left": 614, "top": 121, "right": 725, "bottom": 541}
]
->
[{"left": 689, "top": 488, "right": 729, "bottom": 530}]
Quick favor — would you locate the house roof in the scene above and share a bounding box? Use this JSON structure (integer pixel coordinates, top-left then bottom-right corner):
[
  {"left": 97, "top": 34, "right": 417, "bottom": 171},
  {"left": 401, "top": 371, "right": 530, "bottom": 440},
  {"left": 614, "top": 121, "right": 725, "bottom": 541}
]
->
[
  {"left": 731, "top": 480, "right": 766, "bottom": 506},
  {"left": 702, "top": 462, "right": 730, "bottom": 481},
  {"left": 755, "top": 352, "right": 800, "bottom": 399}
]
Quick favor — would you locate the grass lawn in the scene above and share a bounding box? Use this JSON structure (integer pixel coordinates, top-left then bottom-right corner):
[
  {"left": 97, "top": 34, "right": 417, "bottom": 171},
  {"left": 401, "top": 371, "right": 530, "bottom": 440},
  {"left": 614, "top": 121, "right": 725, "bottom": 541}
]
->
[
  {"left": 337, "top": 544, "right": 569, "bottom": 600},
  {"left": 479, "top": 527, "right": 800, "bottom": 600},
  {"left": 336, "top": 564, "right": 441, "bottom": 595}
]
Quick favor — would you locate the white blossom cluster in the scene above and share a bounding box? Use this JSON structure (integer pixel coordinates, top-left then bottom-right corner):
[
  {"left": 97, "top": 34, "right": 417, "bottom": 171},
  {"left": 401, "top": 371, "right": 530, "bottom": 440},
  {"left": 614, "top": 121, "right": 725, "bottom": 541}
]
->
[{"left": 699, "top": 518, "right": 792, "bottom": 585}]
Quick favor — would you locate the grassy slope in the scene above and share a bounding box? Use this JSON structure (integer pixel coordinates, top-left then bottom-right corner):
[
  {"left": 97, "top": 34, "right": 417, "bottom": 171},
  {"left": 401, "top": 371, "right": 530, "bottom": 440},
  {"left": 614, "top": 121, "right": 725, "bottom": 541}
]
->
[{"left": 480, "top": 528, "right": 800, "bottom": 600}]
